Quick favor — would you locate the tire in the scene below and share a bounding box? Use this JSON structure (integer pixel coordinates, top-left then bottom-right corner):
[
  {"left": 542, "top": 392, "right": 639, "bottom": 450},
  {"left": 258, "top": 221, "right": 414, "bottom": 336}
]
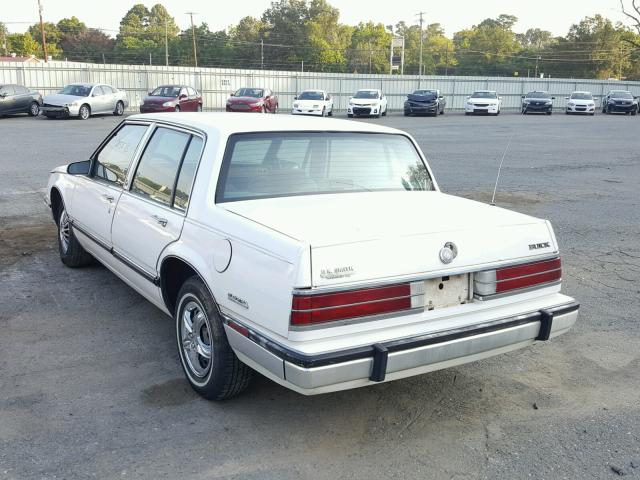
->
[
  {"left": 403, "top": 110, "right": 410, "bottom": 116},
  {"left": 197, "top": 104, "right": 202, "bottom": 112},
  {"left": 547, "top": 111, "right": 552, "bottom": 115},
  {"left": 321, "top": 107, "right": 326, "bottom": 117},
  {"left": 632, "top": 110, "right": 637, "bottom": 116},
  {"left": 261, "top": 106, "right": 267, "bottom": 114},
  {"left": 272, "top": 104, "right": 278, "bottom": 114},
  {"left": 174, "top": 105, "right": 181, "bottom": 113},
  {"left": 347, "top": 113, "right": 353, "bottom": 118},
  {"left": 28, "top": 101, "right": 40, "bottom": 117},
  {"left": 78, "top": 104, "right": 90, "bottom": 120},
  {"left": 440, "top": 108, "right": 445, "bottom": 115},
  {"left": 465, "top": 112, "right": 471, "bottom": 116},
  {"left": 55, "top": 202, "right": 93, "bottom": 268},
  {"left": 382, "top": 105, "right": 387, "bottom": 116},
  {"left": 328, "top": 107, "right": 333, "bottom": 117},
  {"left": 175, "top": 276, "right": 253, "bottom": 400},
  {"left": 590, "top": 112, "right": 595, "bottom": 116},
  {"left": 113, "top": 101, "right": 124, "bottom": 116}
]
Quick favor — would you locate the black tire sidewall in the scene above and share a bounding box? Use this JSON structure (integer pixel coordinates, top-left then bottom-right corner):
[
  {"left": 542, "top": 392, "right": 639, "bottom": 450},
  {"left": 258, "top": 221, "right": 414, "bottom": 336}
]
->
[{"left": 175, "top": 277, "right": 240, "bottom": 399}]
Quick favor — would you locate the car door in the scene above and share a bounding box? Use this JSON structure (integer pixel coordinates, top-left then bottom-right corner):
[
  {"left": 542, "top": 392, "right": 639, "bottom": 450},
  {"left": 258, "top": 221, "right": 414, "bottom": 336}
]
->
[
  {"left": 178, "top": 87, "right": 189, "bottom": 111},
  {"left": 102, "top": 85, "right": 117, "bottom": 112},
  {"left": 111, "top": 125, "right": 204, "bottom": 278},
  {"left": 264, "top": 89, "right": 273, "bottom": 112},
  {"left": 70, "top": 123, "right": 150, "bottom": 248},
  {"left": 0, "top": 85, "right": 17, "bottom": 114},
  {"left": 13, "top": 85, "right": 31, "bottom": 112}
]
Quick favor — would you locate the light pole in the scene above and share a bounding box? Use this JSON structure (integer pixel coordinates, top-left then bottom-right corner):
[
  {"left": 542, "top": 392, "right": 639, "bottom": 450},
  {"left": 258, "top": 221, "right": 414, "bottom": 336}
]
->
[
  {"left": 186, "top": 12, "right": 198, "bottom": 67},
  {"left": 37, "top": 0, "right": 48, "bottom": 62},
  {"left": 416, "top": 11, "right": 426, "bottom": 79}
]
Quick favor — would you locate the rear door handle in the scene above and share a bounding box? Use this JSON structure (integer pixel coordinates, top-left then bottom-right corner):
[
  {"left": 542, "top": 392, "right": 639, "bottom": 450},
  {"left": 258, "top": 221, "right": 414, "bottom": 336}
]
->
[
  {"left": 102, "top": 194, "right": 114, "bottom": 203},
  {"left": 152, "top": 215, "right": 168, "bottom": 227}
]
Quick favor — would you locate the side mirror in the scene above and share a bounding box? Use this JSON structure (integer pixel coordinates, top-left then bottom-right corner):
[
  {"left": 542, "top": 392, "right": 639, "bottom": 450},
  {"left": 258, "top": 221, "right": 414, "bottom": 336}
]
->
[
  {"left": 565, "top": 97, "right": 570, "bottom": 100},
  {"left": 179, "top": 94, "right": 187, "bottom": 100},
  {"left": 0, "top": 93, "right": 7, "bottom": 98},
  {"left": 552, "top": 97, "right": 556, "bottom": 100},
  {"left": 521, "top": 95, "right": 525, "bottom": 99},
  {"left": 349, "top": 96, "right": 353, "bottom": 99},
  {"left": 438, "top": 95, "right": 444, "bottom": 99},
  {"left": 294, "top": 96, "right": 298, "bottom": 100},
  {"left": 67, "top": 160, "right": 91, "bottom": 175}
]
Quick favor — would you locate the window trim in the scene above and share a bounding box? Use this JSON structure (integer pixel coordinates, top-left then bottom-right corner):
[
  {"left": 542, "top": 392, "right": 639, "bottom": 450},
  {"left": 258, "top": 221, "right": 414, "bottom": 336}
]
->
[{"left": 214, "top": 130, "right": 437, "bottom": 204}]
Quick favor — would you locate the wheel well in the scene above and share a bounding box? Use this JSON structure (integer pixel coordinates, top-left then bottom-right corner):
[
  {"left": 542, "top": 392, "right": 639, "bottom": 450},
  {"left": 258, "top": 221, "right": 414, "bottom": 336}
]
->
[
  {"left": 160, "top": 257, "right": 199, "bottom": 314},
  {"left": 50, "top": 188, "right": 63, "bottom": 225}
]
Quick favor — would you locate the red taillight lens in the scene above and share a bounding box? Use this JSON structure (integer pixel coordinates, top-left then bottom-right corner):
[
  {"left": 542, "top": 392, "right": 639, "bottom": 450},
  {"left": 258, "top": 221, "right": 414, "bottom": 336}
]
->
[
  {"left": 475, "top": 257, "right": 561, "bottom": 297},
  {"left": 291, "top": 283, "right": 417, "bottom": 327}
]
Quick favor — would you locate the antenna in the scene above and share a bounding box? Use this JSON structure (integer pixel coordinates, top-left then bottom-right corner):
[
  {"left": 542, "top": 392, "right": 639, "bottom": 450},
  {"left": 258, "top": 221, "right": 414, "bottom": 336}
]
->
[{"left": 490, "top": 132, "right": 514, "bottom": 206}]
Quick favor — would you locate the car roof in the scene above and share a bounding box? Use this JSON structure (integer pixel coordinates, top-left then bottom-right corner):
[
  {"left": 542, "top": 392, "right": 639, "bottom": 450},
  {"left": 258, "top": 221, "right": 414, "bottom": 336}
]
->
[
  {"left": 571, "top": 91, "right": 592, "bottom": 94},
  {"left": 127, "top": 112, "right": 403, "bottom": 137},
  {"left": 68, "top": 83, "right": 97, "bottom": 87},
  {"left": 472, "top": 90, "right": 497, "bottom": 93},
  {"left": 355, "top": 88, "right": 380, "bottom": 92},
  {"left": 300, "top": 89, "right": 326, "bottom": 92}
]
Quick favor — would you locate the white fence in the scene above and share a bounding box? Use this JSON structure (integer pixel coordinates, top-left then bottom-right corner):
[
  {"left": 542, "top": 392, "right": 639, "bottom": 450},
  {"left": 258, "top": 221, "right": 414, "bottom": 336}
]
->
[{"left": 2, "top": 61, "right": 640, "bottom": 112}]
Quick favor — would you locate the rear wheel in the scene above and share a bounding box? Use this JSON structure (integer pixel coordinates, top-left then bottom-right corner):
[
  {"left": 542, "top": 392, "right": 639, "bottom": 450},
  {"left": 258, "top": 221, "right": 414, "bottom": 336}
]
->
[
  {"left": 113, "top": 101, "right": 124, "bottom": 116},
  {"left": 28, "top": 102, "right": 40, "bottom": 117},
  {"left": 175, "top": 276, "right": 253, "bottom": 400},
  {"left": 56, "top": 203, "right": 93, "bottom": 268}
]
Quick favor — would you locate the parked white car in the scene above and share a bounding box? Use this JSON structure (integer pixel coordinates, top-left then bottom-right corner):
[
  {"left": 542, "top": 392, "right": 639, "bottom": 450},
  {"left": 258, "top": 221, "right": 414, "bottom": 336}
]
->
[
  {"left": 565, "top": 91, "right": 596, "bottom": 115},
  {"left": 347, "top": 89, "right": 388, "bottom": 117},
  {"left": 41, "top": 83, "right": 128, "bottom": 120},
  {"left": 46, "top": 113, "right": 579, "bottom": 400},
  {"left": 292, "top": 89, "right": 333, "bottom": 116},
  {"left": 465, "top": 90, "right": 502, "bottom": 115}
]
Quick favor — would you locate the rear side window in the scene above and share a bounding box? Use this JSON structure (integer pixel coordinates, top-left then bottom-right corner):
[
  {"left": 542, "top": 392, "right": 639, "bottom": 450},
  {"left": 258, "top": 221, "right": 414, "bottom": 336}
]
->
[
  {"left": 130, "top": 127, "right": 191, "bottom": 207},
  {"left": 14, "top": 85, "right": 28, "bottom": 94},
  {"left": 216, "top": 132, "right": 434, "bottom": 202},
  {"left": 94, "top": 124, "right": 148, "bottom": 186},
  {"left": 187, "top": 87, "right": 197, "bottom": 97},
  {"left": 174, "top": 136, "right": 203, "bottom": 212},
  {"left": 0, "top": 85, "right": 15, "bottom": 96}
]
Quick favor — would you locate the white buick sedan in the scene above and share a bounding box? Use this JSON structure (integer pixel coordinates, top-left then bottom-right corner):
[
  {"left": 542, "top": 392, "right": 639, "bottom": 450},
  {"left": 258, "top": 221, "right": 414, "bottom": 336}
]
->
[{"left": 46, "top": 113, "right": 578, "bottom": 400}]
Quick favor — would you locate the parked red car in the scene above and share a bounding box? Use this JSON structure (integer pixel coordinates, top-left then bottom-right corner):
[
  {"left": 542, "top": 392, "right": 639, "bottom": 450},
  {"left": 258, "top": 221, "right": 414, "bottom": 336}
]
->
[
  {"left": 140, "top": 85, "right": 202, "bottom": 113},
  {"left": 226, "top": 87, "right": 278, "bottom": 113}
]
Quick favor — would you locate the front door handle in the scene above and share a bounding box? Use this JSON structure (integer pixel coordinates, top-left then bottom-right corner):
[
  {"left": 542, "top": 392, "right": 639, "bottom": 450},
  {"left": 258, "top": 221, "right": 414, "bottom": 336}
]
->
[
  {"left": 102, "top": 194, "right": 114, "bottom": 203},
  {"left": 152, "top": 215, "right": 168, "bottom": 227}
]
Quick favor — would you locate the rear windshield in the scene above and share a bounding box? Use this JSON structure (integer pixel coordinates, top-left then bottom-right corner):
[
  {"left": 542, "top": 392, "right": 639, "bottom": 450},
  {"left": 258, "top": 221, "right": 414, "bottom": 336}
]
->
[{"left": 216, "top": 132, "right": 434, "bottom": 202}]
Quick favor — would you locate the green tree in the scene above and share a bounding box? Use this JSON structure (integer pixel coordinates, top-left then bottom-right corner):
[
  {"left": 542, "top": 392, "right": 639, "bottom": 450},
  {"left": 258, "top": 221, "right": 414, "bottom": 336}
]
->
[
  {"left": 1, "top": 22, "right": 8, "bottom": 55},
  {"left": 305, "top": 0, "right": 351, "bottom": 71},
  {"left": 347, "top": 22, "right": 391, "bottom": 73},
  {"left": 27, "top": 22, "right": 63, "bottom": 58},
  {"left": 7, "top": 33, "right": 40, "bottom": 57}
]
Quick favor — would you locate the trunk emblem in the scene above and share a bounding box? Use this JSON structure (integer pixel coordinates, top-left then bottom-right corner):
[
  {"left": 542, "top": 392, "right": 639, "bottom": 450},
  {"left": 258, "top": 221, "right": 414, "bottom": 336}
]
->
[{"left": 439, "top": 242, "right": 458, "bottom": 264}]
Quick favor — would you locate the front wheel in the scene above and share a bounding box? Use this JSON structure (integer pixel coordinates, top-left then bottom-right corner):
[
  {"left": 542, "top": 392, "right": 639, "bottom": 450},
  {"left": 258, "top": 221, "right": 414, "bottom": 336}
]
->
[
  {"left": 174, "top": 105, "right": 181, "bottom": 113},
  {"left": 321, "top": 107, "right": 326, "bottom": 117},
  {"left": 197, "top": 104, "right": 203, "bottom": 112},
  {"left": 382, "top": 105, "right": 387, "bottom": 116},
  {"left": 347, "top": 113, "right": 353, "bottom": 118},
  {"left": 28, "top": 102, "right": 40, "bottom": 117},
  {"left": 56, "top": 204, "right": 93, "bottom": 268},
  {"left": 78, "top": 104, "right": 90, "bottom": 120},
  {"left": 176, "top": 277, "right": 253, "bottom": 400}
]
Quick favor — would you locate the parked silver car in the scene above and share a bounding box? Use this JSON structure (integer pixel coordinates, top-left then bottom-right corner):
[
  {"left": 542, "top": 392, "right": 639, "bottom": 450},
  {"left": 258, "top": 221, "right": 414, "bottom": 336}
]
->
[{"left": 41, "top": 83, "right": 128, "bottom": 120}]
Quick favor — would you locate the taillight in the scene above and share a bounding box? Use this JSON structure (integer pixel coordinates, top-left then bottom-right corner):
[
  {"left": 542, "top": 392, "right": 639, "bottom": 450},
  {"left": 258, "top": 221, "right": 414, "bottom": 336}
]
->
[
  {"left": 291, "top": 282, "right": 425, "bottom": 327},
  {"left": 474, "top": 257, "right": 561, "bottom": 297}
]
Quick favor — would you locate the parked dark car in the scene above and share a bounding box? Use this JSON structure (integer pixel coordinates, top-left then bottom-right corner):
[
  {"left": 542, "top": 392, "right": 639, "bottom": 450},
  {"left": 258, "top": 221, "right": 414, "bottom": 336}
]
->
[
  {"left": 601, "top": 90, "right": 638, "bottom": 115},
  {"left": 140, "top": 85, "right": 202, "bottom": 113},
  {"left": 0, "top": 84, "right": 42, "bottom": 117},
  {"left": 521, "top": 91, "right": 555, "bottom": 115},
  {"left": 226, "top": 87, "right": 278, "bottom": 113},
  {"left": 403, "top": 89, "right": 446, "bottom": 116}
]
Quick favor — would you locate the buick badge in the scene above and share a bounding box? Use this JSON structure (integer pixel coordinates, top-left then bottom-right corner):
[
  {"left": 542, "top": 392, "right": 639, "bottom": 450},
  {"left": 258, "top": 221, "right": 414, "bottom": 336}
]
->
[{"left": 439, "top": 242, "right": 458, "bottom": 264}]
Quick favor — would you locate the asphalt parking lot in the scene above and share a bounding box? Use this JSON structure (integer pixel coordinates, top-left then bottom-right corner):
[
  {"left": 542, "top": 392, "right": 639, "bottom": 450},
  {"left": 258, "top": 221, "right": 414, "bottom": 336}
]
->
[{"left": 1, "top": 110, "right": 639, "bottom": 479}]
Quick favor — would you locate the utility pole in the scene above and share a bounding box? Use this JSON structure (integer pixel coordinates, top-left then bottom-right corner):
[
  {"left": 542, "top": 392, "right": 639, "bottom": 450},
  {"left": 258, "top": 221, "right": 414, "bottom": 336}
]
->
[
  {"left": 260, "top": 38, "right": 264, "bottom": 69},
  {"left": 37, "top": 0, "right": 48, "bottom": 62},
  {"left": 186, "top": 12, "right": 198, "bottom": 67},
  {"left": 416, "top": 11, "right": 426, "bottom": 79},
  {"left": 368, "top": 40, "right": 372, "bottom": 74},
  {"left": 164, "top": 18, "right": 169, "bottom": 66}
]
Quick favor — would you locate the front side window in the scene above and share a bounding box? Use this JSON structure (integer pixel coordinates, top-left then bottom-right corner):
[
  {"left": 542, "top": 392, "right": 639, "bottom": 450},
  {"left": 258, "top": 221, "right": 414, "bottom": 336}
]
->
[
  {"left": 187, "top": 87, "right": 197, "bottom": 97},
  {"left": 94, "top": 124, "right": 148, "bottom": 186},
  {"left": 216, "top": 132, "right": 434, "bottom": 203},
  {"left": 0, "top": 85, "right": 15, "bottom": 96},
  {"left": 131, "top": 127, "right": 191, "bottom": 207}
]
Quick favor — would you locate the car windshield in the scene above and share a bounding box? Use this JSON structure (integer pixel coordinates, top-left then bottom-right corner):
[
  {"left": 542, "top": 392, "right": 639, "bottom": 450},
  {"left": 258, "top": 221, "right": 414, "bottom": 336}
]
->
[
  {"left": 412, "top": 90, "right": 437, "bottom": 98},
  {"left": 217, "top": 132, "right": 435, "bottom": 202},
  {"left": 526, "top": 92, "right": 551, "bottom": 99},
  {"left": 235, "top": 88, "right": 264, "bottom": 98},
  {"left": 150, "top": 86, "right": 180, "bottom": 97},
  {"left": 611, "top": 91, "right": 633, "bottom": 99},
  {"left": 298, "top": 91, "right": 324, "bottom": 100},
  {"left": 471, "top": 91, "right": 497, "bottom": 99},
  {"left": 571, "top": 93, "right": 592, "bottom": 100},
  {"left": 354, "top": 90, "right": 379, "bottom": 99},
  {"left": 59, "top": 85, "right": 91, "bottom": 97}
]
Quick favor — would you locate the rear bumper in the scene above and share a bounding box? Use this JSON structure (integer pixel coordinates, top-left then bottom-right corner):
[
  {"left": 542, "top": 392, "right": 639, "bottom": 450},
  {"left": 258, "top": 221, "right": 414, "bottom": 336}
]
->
[{"left": 224, "top": 301, "right": 579, "bottom": 395}]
